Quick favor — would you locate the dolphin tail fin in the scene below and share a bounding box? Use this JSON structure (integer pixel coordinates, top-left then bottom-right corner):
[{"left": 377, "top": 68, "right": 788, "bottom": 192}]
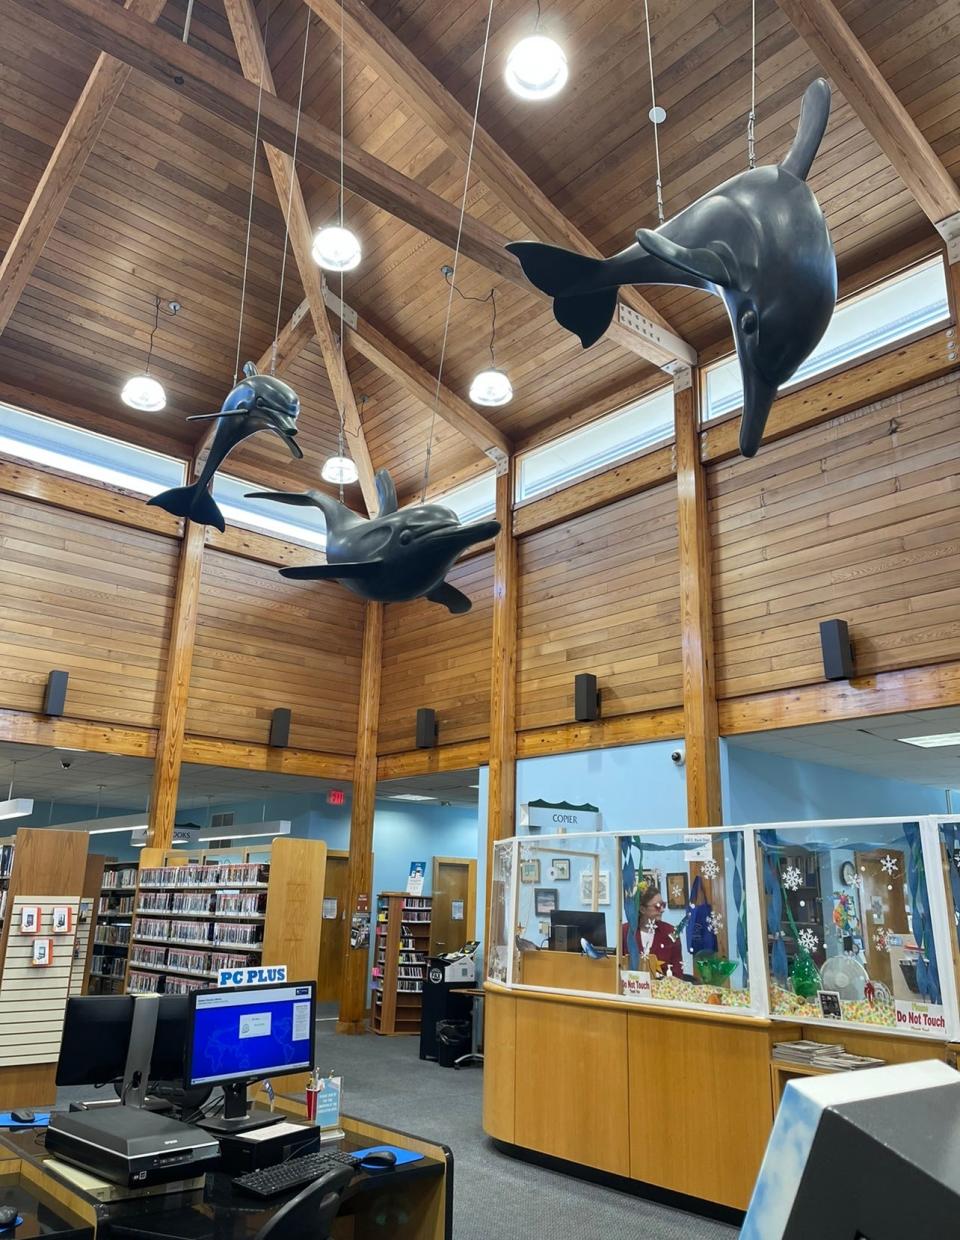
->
[
  {"left": 147, "top": 482, "right": 225, "bottom": 532},
  {"left": 781, "top": 78, "right": 831, "bottom": 181},
  {"left": 507, "top": 242, "right": 618, "bottom": 348}
]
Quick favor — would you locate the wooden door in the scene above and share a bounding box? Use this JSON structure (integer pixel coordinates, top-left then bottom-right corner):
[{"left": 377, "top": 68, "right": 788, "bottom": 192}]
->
[
  {"left": 855, "top": 849, "right": 908, "bottom": 993},
  {"left": 429, "top": 857, "right": 476, "bottom": 956},
  {"left": 317, "top": 851, "right": 350, "bottom": 1004}
]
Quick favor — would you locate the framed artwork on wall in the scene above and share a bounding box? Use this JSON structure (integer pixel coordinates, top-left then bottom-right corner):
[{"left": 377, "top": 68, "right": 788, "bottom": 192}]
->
[
  {"left": 534, "top": 888, "right": 559, "bottom": 915},
  {"left": 549, "top": 858, "right": 571, "bottom": 881},
  {"left": 520, "top": 860, "right": 541, "bottom": 884},
  {"left": 580, "top": 870, "right": 610, "bottom": 906},
  {"left": 667, "top": 874, "right": 689, "bottom": 910}
]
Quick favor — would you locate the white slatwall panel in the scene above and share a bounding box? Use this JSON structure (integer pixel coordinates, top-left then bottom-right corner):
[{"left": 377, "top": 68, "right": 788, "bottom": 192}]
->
[
  {"left": 0, "top": 897, "right": 81, "bottom": 1065},
  {"left": 69, "top": 899, "right": 94, "bottom": 996}
]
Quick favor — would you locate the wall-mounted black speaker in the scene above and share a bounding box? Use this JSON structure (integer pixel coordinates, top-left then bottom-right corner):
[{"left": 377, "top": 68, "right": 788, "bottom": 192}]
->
[
  {"left": 819, "top": 619, "right": 854, "bottom": 680},
  {"left": 269, "top": 707, "right": 291, "bottom": 748},
  {"left": 574, "top": 672, "right": 600, "bottom": 722},
  {"left": 416, "top": 708, "right": 437, "bottom": 749},
  {"left": 43, "top": 670, "right": 69, "bottom": 717}
]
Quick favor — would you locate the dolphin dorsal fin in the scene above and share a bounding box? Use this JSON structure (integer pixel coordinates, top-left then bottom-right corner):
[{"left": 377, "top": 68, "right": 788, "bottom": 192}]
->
[
  {"left": 780, "top": 78, "right": 831, "bottom": 181},
  {"left": 242, "top": 361, "right": 260, "bottom": 378},
  {"left": 375, "top": 468, "right": 398, "bottom": 516}
]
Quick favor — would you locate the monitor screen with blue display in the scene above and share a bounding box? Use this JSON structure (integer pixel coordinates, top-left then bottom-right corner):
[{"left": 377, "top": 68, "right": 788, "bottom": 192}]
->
[{"left": 186, "top": 982, "right": 315, "bottom": 1087}]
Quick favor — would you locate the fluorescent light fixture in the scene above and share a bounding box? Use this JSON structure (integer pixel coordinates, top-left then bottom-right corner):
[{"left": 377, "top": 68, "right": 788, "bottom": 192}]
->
[
  {"left": 0, "top": 798, "right": 33, "bottom": 822},
  {"left": 388, "top": 794, "right": 436, "bottom": 802},
  {"left": 194, "top": 819, "right": 291, "bottom": 844},
  {"left": 60, "top": 813, "right": 148, "bottom": 835},
  {"left": 898, "top": 732, "right": 960, "bottom": 748},
  {"left": 468, "top": 784, "right": 479, "bottom": 789}
]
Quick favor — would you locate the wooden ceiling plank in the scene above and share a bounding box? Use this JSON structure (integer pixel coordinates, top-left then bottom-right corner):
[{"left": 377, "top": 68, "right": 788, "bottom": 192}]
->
[
  {"left": 302, "top": 0, "right": 695, "bottom": 372},
  {"left": 775, "top": 0, "right": 960, "bottom": 235},
  {"left": 223, "top": 0, "right": 378, "bottom": 515},
  {"left": 0, "top": 0, "right": 168, "bottom": 337}
]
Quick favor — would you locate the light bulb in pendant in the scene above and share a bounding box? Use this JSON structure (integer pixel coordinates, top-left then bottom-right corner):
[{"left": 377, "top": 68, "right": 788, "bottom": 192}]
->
[
  {"left": 505, "top": 35, "right": 568, "bottom": 100},
  {"left": 321, "top": 454, "right": 359, "bottom": 484},
  {"left": 469, "top": 368, "right": 513, "bottom": 407},
  {"left": 312, "top": 225, "right": 362, "bottom": 272},
  {"left": 121, "top": 374, "right": 166, "bottom": 411}
]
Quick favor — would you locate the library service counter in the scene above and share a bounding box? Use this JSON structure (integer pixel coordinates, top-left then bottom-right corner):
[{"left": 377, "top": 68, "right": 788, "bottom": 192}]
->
[{"left": 483, "top": 820, "right": 960, "bottom": 1211}]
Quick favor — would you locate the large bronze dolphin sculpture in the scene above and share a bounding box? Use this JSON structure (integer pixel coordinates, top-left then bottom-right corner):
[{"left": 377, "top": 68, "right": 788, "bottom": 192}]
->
[
  {"left": 248, "top": 469, "right": 500, "bottom": 613},
  {"left": 507, "top": 78, "right": 837, "bottom": 457}
]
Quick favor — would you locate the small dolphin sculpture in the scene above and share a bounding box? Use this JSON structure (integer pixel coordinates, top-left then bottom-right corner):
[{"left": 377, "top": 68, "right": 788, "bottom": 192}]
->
[
  {"left": 247, "top": 468, "right": 500, "bottom": 613},
  {"left": 507, "top": 78, "right": 837, "bottom": 457},
  {"left": 147, "top": 362, "right": 303, "bottom": 532}
]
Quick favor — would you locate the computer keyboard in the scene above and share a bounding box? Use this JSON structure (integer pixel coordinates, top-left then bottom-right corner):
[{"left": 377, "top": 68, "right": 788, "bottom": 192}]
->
[{"left": 232, "top": 1150, "right": 360, "bottom": 1199}]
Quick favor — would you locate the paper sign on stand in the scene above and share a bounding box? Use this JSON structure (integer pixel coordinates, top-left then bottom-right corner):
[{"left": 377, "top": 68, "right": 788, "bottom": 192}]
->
[{"left": 406, "top": 863, "right": 426, "bottom": 896}]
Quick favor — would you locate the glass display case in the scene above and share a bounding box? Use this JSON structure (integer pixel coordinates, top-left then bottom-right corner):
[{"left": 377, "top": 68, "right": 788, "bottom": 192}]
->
[
  {"left": 487, "top": 840, "right": 515, "bottom": 985},
  {"left": 756, "top": 819, "right": 951, "bottom": 1036}
]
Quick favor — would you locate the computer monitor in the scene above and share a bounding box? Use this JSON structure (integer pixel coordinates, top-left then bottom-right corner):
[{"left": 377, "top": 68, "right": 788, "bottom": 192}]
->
[
  {"left": 56, "top": 995, "right": 188, "bottom": 1088},
  {"left": 185, "top": 981, "right": 316, "bottom": 1133},
  {"left": 549, "top": 909, "right": 607, "bottom": 952}
]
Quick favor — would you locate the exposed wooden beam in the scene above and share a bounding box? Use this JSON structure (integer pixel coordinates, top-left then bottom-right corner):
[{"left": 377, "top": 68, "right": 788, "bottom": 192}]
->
[
  {"left": 255, "top": 298, "right": 313, "bottom": 376},
  {"left": 146, "top": 516, "right": 205, "bottom": 848},
  {"left": 223, "top": 0, "right": 378, "bottom": 514},
  {"left": 338, "top": 601, "right": 382, "bottom": 1034},
  {"left": 181, "top": 735, "right": 354, "bottom": 779},
  {"left": 775, "top": 0, "right": 960, "bottom": 235},
  {"left": 0, "top": 0, "right": 167, "bottom": 337},
  {"left": 485, "top": 465, "right": 518, "bottom": 942},
  {"left": 674, "top": 375, "right": 721, "bottom": 827},
  {"left": 303, "top": 0, "right": 695, "bottom": 371},
  {"left": 17, "top": 0, "right": 685, "bottom": 368},
  {"left": 0, "top": 708, "right": 155, "bottom": 758}
]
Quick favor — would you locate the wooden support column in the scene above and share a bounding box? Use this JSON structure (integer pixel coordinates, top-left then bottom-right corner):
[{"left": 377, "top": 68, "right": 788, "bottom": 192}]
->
[
  {"left": 675, "top": 375, "right": 722, "bottom": 827},
  {"left": 337, "top": 601, "right": 383, "bottom": 1034},
  {"left": 146, "top": 518, "right": 205, "bottom": 848},
  {"left": 485, "top": 465, "right": 518, "bottom": 934}
]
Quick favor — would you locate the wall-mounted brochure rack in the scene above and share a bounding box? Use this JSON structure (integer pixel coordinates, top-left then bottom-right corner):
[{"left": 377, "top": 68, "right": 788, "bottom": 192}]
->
[{"left": 372, "top": 892, "right": 431, "bottom": 1036}]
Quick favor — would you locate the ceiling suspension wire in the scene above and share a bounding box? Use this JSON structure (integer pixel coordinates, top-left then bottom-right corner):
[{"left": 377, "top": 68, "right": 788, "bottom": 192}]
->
[
  {"left": 641, "top": 0, "right": 665, "bottom": 224},
  {"left": 233, "top": 0, "right": 273, "bottom": 384},
  {"left": 747, "top": 0, "right": 757, "bottom": 168},
  {"left": 337, "top": 0, "right": 347, "bottom": 478},
  {"left": 271, "top": 9, "right": 312, "bottom": 375},
  {"left": 419, "top": 0, "right": 497, "bottom": 503}
]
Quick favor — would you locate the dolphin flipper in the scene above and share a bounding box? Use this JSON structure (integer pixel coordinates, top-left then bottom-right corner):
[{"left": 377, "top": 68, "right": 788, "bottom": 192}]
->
[
  {"left": 279, "top": 561, "right": 376, "bottom": 581},
  {"left": 635, "top": 229, "right": 739, "bottom": 290},
  {"left": 375, "top": 469, "right": 398, "bottom": 516},
  {"left": 426, "top": 582, "right": 472, "bottom": 614}
]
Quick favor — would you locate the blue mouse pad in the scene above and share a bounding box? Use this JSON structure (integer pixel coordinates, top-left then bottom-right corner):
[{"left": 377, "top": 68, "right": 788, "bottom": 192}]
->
[
  {"left": 0, "top": 1112, "right": 50, "bottom": 1129},
  {"left": 354, "top": 1145, "right": 423, "bottom": 1167},
  {"left": 0, "top": 1218, "right": 23, "bottom": 1231}
]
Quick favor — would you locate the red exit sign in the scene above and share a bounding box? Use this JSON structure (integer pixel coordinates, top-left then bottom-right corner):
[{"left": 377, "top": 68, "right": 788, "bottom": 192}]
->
[{"left": 327, "top": 789, "right": 346, "bottom": 806}]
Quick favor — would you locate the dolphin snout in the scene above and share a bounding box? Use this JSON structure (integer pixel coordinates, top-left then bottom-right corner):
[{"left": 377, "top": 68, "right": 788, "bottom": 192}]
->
[{"left": 738, "top": 366, "right": 778, "bottom": 458}]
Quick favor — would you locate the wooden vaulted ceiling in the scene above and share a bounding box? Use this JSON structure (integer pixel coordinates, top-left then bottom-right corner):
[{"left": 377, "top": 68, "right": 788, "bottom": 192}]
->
[{"left": 0, "top": 0, "right": 954, "bottom": 504}]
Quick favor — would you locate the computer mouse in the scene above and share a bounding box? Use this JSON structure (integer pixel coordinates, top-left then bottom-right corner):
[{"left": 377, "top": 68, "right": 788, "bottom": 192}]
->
[
  {"left": 360, "top": 1150, "right": 397, "bottom": 1170},
  {"left": 10, "top": 1110, "right": 33, "bottom": 1125},
  {"left": 0, "top": 1205, "right": 18, "bottom": 1228}
]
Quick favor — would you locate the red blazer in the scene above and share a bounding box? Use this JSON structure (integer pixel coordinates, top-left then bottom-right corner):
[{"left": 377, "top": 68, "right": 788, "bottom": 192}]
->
[{"left": 621, "top": 919, "right": 684, "bottom": 980}]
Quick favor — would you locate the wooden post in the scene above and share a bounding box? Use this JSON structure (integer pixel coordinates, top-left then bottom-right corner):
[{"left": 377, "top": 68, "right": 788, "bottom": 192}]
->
[
  {"left": 485, "top": 465, "right": 518, "bottom": 935},
  {"left": 337, "top": 601, "right": 383, "bottom": 1034},
  {"left": 146, "top": 518, "right": 205, "bottom": 848},
  {"left": 675, "top": 374, "right": 722, "bottom": 827}
]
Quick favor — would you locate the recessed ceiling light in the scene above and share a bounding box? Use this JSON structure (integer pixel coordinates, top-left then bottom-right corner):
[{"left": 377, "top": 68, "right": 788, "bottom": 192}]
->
[
  {"left": 897, "top": 732, "right": 960, "bottom": 748},
  {"left": 389, "top": 794, "right": 436, "bottom": 802}
]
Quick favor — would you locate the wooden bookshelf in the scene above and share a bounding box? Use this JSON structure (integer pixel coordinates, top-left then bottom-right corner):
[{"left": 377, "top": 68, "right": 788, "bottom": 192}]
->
[
  {"left": 69, "top": 852, "right": 105, "bottom": 997},
  {"left": 372, "top": 892, "right": 431, "bottom": 1036},
  {"left": 88, "top": 859, "right": 137, "bottom": 995}
]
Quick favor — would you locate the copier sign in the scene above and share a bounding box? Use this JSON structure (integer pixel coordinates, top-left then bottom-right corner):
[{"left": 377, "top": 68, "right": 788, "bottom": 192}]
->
[{"left": 218, "top": 964, "right": 288, "bottom": 988}]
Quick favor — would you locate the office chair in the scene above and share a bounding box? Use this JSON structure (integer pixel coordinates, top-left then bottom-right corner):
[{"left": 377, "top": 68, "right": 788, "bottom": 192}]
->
[{"left": 253, "top": 1164, "right": 353, "bottom": 1240}]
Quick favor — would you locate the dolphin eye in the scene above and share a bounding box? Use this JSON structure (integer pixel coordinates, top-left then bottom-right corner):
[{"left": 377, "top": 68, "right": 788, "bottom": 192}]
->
[
  {"left": 741, "top": 308, "right": 758, "bottom": 334},
  {"left": 399, "top": 530, "right": 413, "bottom": 546}
]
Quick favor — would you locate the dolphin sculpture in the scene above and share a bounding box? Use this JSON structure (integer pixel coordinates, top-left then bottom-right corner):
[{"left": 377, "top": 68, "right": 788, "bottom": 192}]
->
[
  {"left": 147, "top": 362, "right": 303, "bottom": 532},
  {"left": 247, "top": 468, "right": 500, "bottom": 613},
  {"left": 506, "top": 78, "right": 837, "bottom": 457}
]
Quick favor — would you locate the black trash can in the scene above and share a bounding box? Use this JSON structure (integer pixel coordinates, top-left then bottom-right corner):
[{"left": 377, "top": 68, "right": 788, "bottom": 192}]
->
[{"left": 435, "top": 1019, "right": 471, "bottom": 1068}]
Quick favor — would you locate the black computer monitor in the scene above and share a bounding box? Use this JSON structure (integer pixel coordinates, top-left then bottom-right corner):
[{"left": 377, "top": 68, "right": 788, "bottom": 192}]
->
[
  {"left": 185, "top": 981, "right": 316, "bottom": 1134},
  {"left": 549, "top": 909, "right": 607, "bottom": 952},
  {"left": 56, "top": 995, "right": 188, "bottom": 1088}
]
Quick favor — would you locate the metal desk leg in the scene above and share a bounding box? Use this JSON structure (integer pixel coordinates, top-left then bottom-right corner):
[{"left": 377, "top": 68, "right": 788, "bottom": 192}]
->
[{"left": 454, "top": 994, "right": 484, "bottom": 1068}]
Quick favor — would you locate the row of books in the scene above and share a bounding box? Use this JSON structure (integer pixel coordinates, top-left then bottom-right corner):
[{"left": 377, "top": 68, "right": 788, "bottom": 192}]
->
[
  {"left": 139, "top": 863, "right": 269, "bottom": 889},
  {"left": 0, "top": 846, "right": 14, "bottom": 880},
  {"left": 103, "top": 866, "right": 138, "bottom": 890},
  {"left": 99, "top": 896, "right": 134, "bottom": 915},
  {"left": 773, "top": 1040, "right": 886, "bottom": 1071},
  {"left": 91, "top": 956, "right": 126, "bottom": 979},
  {"left": 136, "top": 890, "right": 267, "bottom": 917},
  {"left": 128, "top": 970, "right": 217, "bottom": 996},
  {"left": 134, "top": 918, "right": 264, "bottom": 948},
  {"left": 95, "top": 925, "right": 131, "bottom": 947}
]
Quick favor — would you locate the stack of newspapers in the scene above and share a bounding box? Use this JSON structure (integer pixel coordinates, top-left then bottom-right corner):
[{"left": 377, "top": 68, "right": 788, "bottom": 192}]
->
[{"left": 773, "top": 1040, "right": 886, "bottom": 1071}]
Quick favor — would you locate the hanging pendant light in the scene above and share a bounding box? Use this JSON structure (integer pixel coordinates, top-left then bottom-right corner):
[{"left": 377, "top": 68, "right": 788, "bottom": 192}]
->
[
  {"left": 121, "top": 296, "right": 178, "bottom": 411},
  {"left": 321, "top": 455, "right": 359, "bottom": 484},
  {"left": 505, "top": 3, "right": 567, "bottom": 100},
  {"left": 312, "top": 223, "right": 362, "bottom": 272},
  {"left": 466, "top": 285, "right": 513, "bottom": 407}
]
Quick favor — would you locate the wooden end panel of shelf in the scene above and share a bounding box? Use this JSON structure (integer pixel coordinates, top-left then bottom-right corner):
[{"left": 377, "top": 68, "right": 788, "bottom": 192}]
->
[{"left": 73, "top": 852, "right": 105, "bottom": 996}]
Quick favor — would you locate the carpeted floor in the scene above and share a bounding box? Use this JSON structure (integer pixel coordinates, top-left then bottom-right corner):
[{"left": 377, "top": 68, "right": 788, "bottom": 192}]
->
[{"left": 314, "top": 1020, "right": 740, "bottom": 1240}]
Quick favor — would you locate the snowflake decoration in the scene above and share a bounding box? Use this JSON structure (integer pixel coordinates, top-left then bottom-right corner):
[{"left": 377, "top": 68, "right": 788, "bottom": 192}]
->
[
  {"left": 850, "top": 872, "right": 863, "bottom": 888},
  {"left": 797, "top": 928, "right": 819, "bottom": 952},
  {"left": 880, "top": 854, "right": 899, "bottom": 877},
  {"left": 706, "top": 911, "right": 724, "bottom": 935},
  {"left": 643, "top": 918, "right": 658, "bottom": 932},
  {"left": 701, "top": 857, "right": 720, "bottom": 880},
  {"left": 670, "top": 882, "right": 683, "bottom": 901},
  {"left": 782, "top": 865, "right": 803, "bottom": 892},
  {"left": 873, "top": 928, "right": 890, "bottom": 953}
]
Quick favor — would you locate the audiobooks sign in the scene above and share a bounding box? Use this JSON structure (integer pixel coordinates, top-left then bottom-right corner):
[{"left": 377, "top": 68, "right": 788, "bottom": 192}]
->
[
  {"left": 895, "top": 999, "right": 946, "bottom": 1034},
  {"left": 620, "top": 970, "right": 652, "bottom": 1001},
  {"left": 218, "top": 964, "right": 288, "bottom": 988}
]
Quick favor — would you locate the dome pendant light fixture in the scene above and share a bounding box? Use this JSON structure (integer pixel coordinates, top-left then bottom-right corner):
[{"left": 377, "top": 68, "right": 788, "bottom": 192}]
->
[
  {"left": 121, "top": 296, "right": 178, "bottom": 411},
  {"left": 505, "top": 3, "right": 568, "bottom": 100},
  {"left": 465, "top": 283, "right": 512, "bottom": 407},
  {"left": 312, "top": 222, "right": 362, "bottom": 272},
  {"left": 321, "top": 454, "right": 359, "bottom": 485}
]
